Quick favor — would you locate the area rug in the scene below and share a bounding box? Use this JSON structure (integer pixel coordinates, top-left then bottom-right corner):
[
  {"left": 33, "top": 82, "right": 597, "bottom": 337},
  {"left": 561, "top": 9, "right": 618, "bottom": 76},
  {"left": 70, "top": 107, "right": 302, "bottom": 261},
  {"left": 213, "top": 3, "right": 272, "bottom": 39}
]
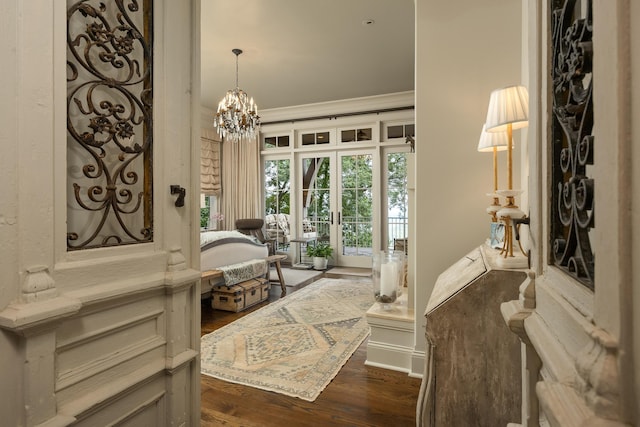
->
[{"left": 200, "top": 277, "right": 373, "bottom": 401}]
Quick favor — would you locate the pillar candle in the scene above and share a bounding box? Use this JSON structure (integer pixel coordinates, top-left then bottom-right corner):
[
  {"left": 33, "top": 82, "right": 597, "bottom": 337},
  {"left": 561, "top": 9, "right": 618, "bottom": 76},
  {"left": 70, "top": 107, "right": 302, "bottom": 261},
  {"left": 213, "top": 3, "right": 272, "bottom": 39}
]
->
[{"left": 380, "top": 261, "right": 397, "bottom": 297}]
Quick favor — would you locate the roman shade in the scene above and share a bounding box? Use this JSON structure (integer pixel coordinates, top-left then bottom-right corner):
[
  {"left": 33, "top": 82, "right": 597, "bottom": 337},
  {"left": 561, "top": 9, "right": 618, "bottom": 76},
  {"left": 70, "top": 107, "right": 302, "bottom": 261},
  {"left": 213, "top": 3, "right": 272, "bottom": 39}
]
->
[{"left": 201, "top": 128, "right": 221, "bottom": 195}]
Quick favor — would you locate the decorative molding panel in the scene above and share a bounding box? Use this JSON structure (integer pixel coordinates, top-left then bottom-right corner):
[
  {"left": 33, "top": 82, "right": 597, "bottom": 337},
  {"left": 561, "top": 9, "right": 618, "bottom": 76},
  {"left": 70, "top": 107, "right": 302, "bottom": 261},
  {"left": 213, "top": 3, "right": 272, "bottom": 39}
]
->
[
  {"left": 365, "top": 301, "right": 415, "bottom": 373},
  {"left": 503, "top": 275, "right": 628, "bottom": 426},
  {"left": 22, "top": 265, "right": 57, "bottom": 303},
  {"left": 166, "top": 247, "right": 186, "bottom": 272}
]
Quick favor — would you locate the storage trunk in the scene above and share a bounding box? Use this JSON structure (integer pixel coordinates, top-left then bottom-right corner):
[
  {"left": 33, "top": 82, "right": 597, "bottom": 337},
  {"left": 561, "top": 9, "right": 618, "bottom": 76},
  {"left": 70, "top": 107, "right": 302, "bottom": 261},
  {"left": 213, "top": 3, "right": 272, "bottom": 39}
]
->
[{"left": 211, "top": 277, "right": 270, "bottom": 312}]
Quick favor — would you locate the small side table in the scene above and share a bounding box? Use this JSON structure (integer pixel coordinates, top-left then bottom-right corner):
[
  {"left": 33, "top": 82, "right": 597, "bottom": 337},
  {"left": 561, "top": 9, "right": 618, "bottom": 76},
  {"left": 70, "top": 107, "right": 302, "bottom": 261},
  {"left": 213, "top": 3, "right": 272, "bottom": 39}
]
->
[
  {"left": 289, "top": 236, "right": 316, "bottom": 268},
  {"left": 265, "top": 254, "right": 288, "bottom": 297}
]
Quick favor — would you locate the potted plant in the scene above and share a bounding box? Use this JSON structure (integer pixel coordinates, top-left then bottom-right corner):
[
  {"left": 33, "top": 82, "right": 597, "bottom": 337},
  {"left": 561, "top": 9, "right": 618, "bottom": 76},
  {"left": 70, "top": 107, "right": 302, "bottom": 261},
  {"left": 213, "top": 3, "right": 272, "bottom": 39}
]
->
[{"left": 306, "top": 242, "right": 333, "bottom": 270}]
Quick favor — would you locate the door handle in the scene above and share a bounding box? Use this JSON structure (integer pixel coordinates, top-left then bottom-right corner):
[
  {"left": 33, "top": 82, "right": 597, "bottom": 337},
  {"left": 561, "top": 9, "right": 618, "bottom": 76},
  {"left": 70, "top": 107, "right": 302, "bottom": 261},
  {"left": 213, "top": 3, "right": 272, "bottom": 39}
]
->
[
  {"left": 338, "top": 212, "right": 341, "bottom": 225},
  {"left": 330, "top": 212, "right": 333, "bottom": 225},
  {"left": 170, "top": 185, "right": 186, "bottom": 207}
]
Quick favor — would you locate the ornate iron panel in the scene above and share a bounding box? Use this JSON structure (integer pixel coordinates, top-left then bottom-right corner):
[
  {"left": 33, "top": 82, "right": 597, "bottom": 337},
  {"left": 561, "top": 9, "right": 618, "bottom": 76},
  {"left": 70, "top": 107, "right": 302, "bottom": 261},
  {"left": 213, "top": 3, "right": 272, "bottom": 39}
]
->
[
  {"left": 66, "top": 0, "right": 153, "bottom": 250},
  {"left": 550, "top": 0, "right": 594, "bottom": 289}
]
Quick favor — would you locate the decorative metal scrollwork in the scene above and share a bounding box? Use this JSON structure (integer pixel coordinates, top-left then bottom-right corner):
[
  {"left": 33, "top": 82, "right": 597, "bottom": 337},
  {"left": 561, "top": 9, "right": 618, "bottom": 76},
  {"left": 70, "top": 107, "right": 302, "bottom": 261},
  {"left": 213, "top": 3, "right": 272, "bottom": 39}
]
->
[
  {"left": 66, "top": 0, "right": 153, "bottom": 250},
  {"left": 550, "top": 0, "right": 594, "bottom": 289}
]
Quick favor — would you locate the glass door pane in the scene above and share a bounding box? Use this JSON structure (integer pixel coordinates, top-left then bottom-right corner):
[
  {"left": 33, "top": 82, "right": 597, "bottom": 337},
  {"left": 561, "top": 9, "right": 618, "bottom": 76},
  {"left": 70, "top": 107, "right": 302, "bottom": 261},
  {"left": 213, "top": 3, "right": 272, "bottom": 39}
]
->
[
  {"left": 386, "top": 152, "right": 409, "bottom": 254},
  {"left": 264, "top": 159, "right": 290, "bottom": 252},
  {"left": 302, "top": 155, "right": 331, "bottom": 243},
  {"left": 339, "top": 153, "right": 373, "bottom": 267}
]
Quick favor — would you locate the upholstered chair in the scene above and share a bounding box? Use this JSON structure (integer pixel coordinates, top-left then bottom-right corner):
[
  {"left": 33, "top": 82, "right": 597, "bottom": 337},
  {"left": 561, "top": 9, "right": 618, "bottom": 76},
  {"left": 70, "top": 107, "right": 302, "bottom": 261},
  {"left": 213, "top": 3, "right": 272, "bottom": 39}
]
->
[{"left": 235, "top": 218, "right": 275, "bottom": 255}]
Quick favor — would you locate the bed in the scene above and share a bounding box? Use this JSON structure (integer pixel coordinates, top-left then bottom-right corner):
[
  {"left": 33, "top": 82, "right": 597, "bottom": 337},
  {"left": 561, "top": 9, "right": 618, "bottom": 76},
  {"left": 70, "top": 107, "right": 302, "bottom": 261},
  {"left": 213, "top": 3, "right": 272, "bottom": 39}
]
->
[{"left": 200, "top": 230, "right": 269, "bottom": 298}]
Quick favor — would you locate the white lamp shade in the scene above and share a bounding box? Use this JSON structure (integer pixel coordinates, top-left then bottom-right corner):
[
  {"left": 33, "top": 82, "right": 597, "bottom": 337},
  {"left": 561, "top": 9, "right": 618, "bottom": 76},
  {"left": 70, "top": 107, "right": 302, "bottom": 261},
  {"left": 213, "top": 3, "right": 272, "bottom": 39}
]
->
[
  {"left": 485, "top": 85, "right": 529, "bottom": 132},
  {"left": 477, "top": 124, "right": 509, "bottom": 152}
]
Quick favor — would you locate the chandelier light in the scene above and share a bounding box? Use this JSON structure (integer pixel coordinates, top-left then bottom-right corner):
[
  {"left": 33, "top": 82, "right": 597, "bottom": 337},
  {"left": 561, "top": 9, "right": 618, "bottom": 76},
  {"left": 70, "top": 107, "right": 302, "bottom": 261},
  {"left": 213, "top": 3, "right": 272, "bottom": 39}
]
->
[{"left": 214, "top": 48, "right": 260, "bottom": 142}]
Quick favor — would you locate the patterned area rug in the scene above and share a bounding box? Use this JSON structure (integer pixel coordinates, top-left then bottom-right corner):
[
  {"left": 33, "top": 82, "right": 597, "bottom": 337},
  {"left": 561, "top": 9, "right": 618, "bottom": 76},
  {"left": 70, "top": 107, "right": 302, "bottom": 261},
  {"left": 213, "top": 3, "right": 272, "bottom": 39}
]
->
[{"left": 200, "top": 277, "right": 374, "bottom": 401}]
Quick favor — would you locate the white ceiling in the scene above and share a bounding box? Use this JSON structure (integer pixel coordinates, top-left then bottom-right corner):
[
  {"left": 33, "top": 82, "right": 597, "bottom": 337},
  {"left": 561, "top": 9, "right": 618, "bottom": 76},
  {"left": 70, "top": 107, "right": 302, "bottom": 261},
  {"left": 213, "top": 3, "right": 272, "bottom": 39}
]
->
[{"left": 200, "top": 0, "right": 415, "bottom": 112}]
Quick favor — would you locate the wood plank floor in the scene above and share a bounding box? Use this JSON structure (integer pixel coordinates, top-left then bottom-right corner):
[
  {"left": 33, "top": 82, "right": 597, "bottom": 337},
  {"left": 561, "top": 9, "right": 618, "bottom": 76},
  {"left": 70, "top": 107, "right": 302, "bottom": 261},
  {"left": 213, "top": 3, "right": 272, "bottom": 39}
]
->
[{"left": 200, "top": 286, "right": 422, "bottom": 426}]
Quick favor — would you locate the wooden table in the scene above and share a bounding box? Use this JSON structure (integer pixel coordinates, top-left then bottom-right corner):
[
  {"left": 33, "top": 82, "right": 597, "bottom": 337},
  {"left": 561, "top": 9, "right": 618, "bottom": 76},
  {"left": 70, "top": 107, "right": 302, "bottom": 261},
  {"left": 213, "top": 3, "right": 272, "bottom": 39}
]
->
[{"left": 265, "top": 254, "right": 288, "bottom": 297}]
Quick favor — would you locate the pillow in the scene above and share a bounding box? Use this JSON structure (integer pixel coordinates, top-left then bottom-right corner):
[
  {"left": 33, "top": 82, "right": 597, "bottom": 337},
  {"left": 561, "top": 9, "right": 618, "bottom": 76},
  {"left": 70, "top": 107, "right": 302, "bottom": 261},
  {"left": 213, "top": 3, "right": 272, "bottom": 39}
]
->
[
  {"left": 302, "top": 218, "right": 315, "bottom": 232},
  {"left": 265, "top": 214, "right": 277, "bottom": 228},
  {"left": 277, "top": 214, "right": 290, "bottom": 234}
]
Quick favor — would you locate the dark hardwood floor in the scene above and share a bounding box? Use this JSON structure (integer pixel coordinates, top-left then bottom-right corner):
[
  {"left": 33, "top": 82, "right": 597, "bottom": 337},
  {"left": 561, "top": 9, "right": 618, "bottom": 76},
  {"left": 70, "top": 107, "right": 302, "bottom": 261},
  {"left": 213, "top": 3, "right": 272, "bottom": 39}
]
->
[{"left": 200, "top": 284, "right": 421, "bottom": 426}]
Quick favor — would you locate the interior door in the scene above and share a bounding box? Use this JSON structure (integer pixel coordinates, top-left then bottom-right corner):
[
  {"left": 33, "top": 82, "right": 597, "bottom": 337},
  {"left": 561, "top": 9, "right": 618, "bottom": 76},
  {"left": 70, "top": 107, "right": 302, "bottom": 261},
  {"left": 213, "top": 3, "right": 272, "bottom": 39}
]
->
[
  {"left": 499, "top": 2, "right": 636, "bottom": 424},
  {"left": 0, "top": 2, "right": 200, "bottom": 425}
]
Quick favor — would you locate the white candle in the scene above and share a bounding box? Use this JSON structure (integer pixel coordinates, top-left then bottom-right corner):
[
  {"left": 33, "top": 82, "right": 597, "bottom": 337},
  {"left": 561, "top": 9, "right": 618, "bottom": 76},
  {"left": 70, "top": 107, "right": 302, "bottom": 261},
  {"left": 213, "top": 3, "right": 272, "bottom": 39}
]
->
[{"left": 380, "top": 261, "right": 397, "bottom": 297}]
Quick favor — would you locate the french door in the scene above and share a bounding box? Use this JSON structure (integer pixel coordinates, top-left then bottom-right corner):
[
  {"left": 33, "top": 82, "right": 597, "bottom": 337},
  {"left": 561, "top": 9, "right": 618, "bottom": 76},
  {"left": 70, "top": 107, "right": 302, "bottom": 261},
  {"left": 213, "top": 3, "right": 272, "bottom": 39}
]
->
[{"left": 300, "top": 150, "right": 375, "bottom": 268}]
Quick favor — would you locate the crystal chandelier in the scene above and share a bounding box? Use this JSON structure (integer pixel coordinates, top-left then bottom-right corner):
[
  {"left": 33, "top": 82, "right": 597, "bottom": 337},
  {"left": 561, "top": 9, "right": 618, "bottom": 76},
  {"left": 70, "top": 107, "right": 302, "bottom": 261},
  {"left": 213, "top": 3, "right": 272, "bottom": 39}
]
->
[{"left": 214, "top": 49, "right": 260, "bottom": 142}]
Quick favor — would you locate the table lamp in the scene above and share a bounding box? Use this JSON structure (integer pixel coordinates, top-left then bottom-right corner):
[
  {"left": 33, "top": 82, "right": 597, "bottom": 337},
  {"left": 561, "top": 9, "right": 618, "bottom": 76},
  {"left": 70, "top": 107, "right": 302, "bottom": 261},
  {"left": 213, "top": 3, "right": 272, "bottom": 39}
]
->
[
  {"left": 485, "top": 85, "right": 529, "bottom": 264},
  {"left": 477, "top": 124, "right": 508, "bottom": 222}
]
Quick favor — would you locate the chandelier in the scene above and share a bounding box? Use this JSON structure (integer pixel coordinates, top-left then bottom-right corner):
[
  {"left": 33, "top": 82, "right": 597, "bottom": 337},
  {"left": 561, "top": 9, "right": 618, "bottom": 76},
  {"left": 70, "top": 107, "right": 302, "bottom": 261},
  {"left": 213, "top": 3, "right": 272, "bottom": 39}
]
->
[{"left": 214, "top": 49, "right": 260, "bottom": 142}]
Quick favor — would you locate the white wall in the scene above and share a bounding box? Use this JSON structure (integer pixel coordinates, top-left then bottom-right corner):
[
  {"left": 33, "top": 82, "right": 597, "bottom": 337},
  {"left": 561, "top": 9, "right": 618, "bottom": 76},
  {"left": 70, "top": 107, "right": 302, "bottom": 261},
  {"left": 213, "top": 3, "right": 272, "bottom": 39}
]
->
[{"left": 414, "top": 0, "right": 523, "bottom": 356}]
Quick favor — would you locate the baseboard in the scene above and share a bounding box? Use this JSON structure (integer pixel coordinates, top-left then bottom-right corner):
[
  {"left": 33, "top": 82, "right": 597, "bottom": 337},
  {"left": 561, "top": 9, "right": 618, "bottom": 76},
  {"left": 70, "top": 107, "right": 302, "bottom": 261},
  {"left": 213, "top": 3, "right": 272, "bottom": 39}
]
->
[
  {"left": 364, "top": 359, "right": 410, "bottom": 374},
  {"left": 410, "top": 349, "right": 426, "bottom": 378},
  {"left": 365, "top": 340, "right": 414, "bottom": 373}
]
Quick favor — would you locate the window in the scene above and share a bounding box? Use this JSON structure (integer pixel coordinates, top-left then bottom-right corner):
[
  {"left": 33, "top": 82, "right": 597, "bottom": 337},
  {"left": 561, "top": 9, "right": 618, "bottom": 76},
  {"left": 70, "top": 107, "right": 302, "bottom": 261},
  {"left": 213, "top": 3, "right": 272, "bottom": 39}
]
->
[
  {"left": 264, "top": 135, "right": 290, "bottom": 149},
  {"left": 386, "top": 123, "right": 415, "bottom": 140},
  {"left": 341, "top": 128, "right": 372, "bottom": 143},
  {"left": 200, "top": 195, "right": 220, "bottom": 230},
  {"left": 259, "top": 105, "right": 415, "bottom": 268},
  {"left": 301, "top": 131, "right": 331, "bottom": 146}
]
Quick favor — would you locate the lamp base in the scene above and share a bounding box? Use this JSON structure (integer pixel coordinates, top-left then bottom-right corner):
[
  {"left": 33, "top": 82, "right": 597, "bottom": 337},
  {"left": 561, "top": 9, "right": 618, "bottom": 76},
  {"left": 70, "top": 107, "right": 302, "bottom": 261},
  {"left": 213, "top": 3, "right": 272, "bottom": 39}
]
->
[
  {"left": 495, "top": 252, "right": 528, "bottom": 269},
  {"left": 496, "top": 189, "right": 523, "bottom": 210},
  {"left": 495, "top": 189, "right": 523, "bottom": 199},
  {"left": 494, "top": 189, "right": 526, "bottom": 259},
  {"left": 486, "top": 193, "right": 501, "bottom": 222}
]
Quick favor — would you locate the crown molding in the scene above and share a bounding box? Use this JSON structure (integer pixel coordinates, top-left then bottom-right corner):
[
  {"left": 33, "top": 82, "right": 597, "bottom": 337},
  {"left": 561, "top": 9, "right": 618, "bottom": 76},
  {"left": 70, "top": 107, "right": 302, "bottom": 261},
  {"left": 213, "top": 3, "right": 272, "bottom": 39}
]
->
[
  {"left": 200, "top": 91, "right": 415, "bottom": 131},
  {"left": 259, "top": 91, "right": 415, "bottom": 124}
]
